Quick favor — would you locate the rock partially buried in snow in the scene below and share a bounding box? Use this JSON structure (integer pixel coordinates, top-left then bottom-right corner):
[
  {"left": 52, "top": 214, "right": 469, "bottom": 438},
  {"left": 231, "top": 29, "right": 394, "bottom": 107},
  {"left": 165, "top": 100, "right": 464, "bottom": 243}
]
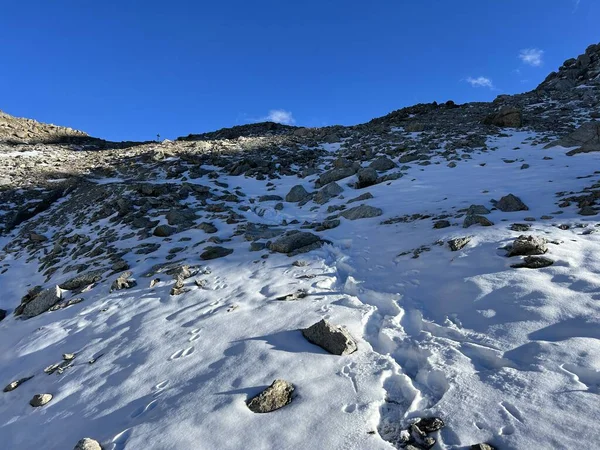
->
[
  {"left": 73, "top": 438, "right": 102, "bottom": 450},
  {"left": 30, "top": 393, "right": 53, "bottom": 407},
  {"left": 507, "top": 235, "right": 547, "bottom": 256},
  {"left": 153, "top": 224, "right": 176, "bottom": 237},
  {"left": 246, "top": 379, "right": 295, "bottom": 413},
  {"left": 448, "top": 237, "right": 471, "bottom": 251},
  {"left": 470, "top": 444, "right": 496, "bottom": 450},
  {"left": 340, "top": 204, "right": 383, "bottom": 220},
  {"left": 546, "top": 121, "right": 600, "bottom": 155},
  {"left": 20, "top": 285, "right": 62, "bottom": 318},
  {"left": 59, "top": 269, "right": 104, "bottom": 291},
  {"left": 302, "top": 319, "right": 358, "bottom": 355},
  {"left": 466, "top": 204, "right": 490, "bottom": 215},
  {"left": 285, "top": 185, "right": 311, "bottom": 202},
  {"left": 268, "top": 232, "right": 322, "bottom": 254},
  {"left": 495, "top": 194, "right": 528, "bottom": 212},
  {"left": 110, "top": 271, "right": 137, "bottom": 291},
  {"left": 314, "top": 182, "right": 343, "bottom": 205},
  {"left": 483, "top": 106, "right": 523, "bottom": 127},
  {"left": 463, "top": 215, "right": 494, "bottom": 228},
  {"left": 200, "top": 246, "right": 234, "bottom": 260},
  {"left": 369, "top": 156, "right": 397, "bottom": 171},
  {"left": 355, "top": 167, "right": 378, "bottom": 189},
  {"left": 3, "top": 375, "right": 34, "bottom": 392},
  {"left": 511, "top": 255, "right": 554, "bottom": 269}
]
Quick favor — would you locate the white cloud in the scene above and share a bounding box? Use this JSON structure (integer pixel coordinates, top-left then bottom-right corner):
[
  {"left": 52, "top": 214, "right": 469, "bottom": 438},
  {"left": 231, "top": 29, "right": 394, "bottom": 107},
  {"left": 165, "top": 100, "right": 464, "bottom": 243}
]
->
[
  {"left": 466, "top": 76, "right": 494, "bottom": 89},
  {"left": 260, "top": 109, "right": 296, "bottom": 125},
  {"left": 519, "top": 48, "right": 544, "bottom": 67}
]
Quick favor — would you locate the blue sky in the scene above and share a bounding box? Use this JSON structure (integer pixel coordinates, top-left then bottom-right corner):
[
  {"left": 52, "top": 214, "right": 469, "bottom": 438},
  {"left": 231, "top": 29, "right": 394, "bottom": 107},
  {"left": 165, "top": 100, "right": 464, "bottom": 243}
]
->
[{"left": 1, "top": 1, "right": 598, "bottom": 141}]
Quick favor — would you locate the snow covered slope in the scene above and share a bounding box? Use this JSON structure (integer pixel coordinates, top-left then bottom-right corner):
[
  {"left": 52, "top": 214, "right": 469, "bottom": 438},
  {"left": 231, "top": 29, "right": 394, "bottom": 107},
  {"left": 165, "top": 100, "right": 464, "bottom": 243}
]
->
[{"left": 1, "top": 43, "right": 600, "bottom": 450}]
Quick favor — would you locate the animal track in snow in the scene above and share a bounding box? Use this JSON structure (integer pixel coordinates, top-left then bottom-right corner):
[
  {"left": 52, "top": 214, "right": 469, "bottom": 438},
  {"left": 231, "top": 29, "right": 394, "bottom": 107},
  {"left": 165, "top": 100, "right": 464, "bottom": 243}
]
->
[
  {"left": 340, "top": 363, "right": 359, "bottom": 393},
  {"left": 562, "top": 363, "right": 600, "bottom": 393},
  {"left": 110, "top": 428, "right": 133, "bottom": 450},
  {"left": 188, "top": 328, "right": 202, "bottom": 342},
  {"left": 500, "top": 401, "right": 524, "bottom": 423},
  {"left": 343, "top": 403, "right": 357, "bottom": 413},
  {"left": 130, "top": 399, "right": 159, "bottom": 419},
  {"left": 169, "top": 346, "right": 195, "bottom": 361}
]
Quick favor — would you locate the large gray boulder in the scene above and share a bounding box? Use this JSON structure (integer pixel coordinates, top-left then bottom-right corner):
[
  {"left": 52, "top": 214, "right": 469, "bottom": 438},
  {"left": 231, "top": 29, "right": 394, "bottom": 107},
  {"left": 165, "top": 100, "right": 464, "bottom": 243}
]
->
[
  {"left": 355, "top": 167, "right": 378, "bottom": 189},
  {"left": 153, "top": 224, "right": 176, "bottom": 237},
  {"left": 285, "top": 185, "right": 310, "bottom": 202},
  {"left": 495, "top": 194, "right": 528, "bottom": 212},
  {"left": 511, "top": 255, "right": 554, "bottom": 269},
  {"left": 546, "top": 121, "right": 600, "bottom": 155},
  {"left": 467, "top": 205, "right": 490, "bottom": 215},
  {"left": 59, "top": 269, "right": 105, "bottom": 291},
  {"left": 247, "top": 379, "right": 295, "bottom": 413},
  {"left": 340, "top": 204, "right": 383, "bottom": 220},
  {"left": 74, "top": 438, "right": 102, "bottom": 450},
  {"left": 463, "top": 215, "right": 494, "bottom": 228},
  {"left": 30, "top": 393, "right": 53, "bottom": 407},
  {"left": 314, "top": 182, "right": 343, "bottom": 205},
  {"left": 302, "top": 319, "right": 358, "bottom": 355},
  {"left": 483, "top": 106, "right": 523, "bottom": 127},
  {"left": 21, "top": 286, "right": 61, "bottom": 318},
  {"left": 269, "top": 232, "right": 322, "bottom": 254},
  {"left": 370, "top": 156, "right": 397, "bottom": 171},
  {"left": 317, "top": 167, "right": 357, "bottom": 186},
  {"left": 507, "top": 235, "right": 548, "bottom": 257}
]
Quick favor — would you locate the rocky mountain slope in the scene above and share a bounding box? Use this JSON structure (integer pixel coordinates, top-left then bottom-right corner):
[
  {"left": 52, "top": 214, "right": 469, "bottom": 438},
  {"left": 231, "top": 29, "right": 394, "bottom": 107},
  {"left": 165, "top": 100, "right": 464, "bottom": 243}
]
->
[{"left": 0, "top": 43, "right": 599, "bottom": 450}]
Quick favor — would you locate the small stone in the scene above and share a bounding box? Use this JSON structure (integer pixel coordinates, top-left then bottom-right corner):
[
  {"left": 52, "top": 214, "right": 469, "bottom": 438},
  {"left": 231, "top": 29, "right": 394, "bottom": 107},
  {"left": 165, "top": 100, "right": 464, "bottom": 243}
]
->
[
  {"left": 302, "top": 319, "right": 358, "bottom": 355},
  {"left": 467, "top": 205, "right": 490, "bottom": 215},
  {"left": 414, "top": 417, "right": 445, "bottom": 433},
  {"left": 153, "top": 224, "right": 176, "bottom": 237},
  {"left": 495, "top": 194, "right": 528, "bottom": 212},
  {"left": 63, "top": 353, "right": 76, "bottom": 361},
  {"left": 247, "top": 379, "right": 295, "bottom": 413},
  {"left": 3, "top": 376, "right": 34, "bottom": 392},
  {"left": 448, "top": 237, "right": 471, "bottom": 251},
  {"left": 276, "top": 289, "right": 308, "bottom": 301},
  {"left": 200, "top": 246, "right": 234, "bottom": 260},
  {"left": 73, "top": 438, "right": 102, "bottom": 450},
  {"left": 510, "top": 223, "right": 531, "bottom": 232},
  {"left": 511, "top": 256, "right": 554, "bottom": 269},
  {"left": 30, "top": 393, "right": 53, "bottom": 407},
  {"left": 198, "top": 222, "right": 218, "bottom": 233},
  {"left": 110, "top": 271, "right": 137, "bottom": 291}
]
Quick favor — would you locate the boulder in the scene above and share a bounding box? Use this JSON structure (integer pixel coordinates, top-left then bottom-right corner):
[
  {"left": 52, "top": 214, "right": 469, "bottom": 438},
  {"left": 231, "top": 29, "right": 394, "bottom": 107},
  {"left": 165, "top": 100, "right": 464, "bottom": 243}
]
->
[
  {"left": 467, "top": 205, "right": 490, "bottom": 215},
  {"left": 507, "top": 235, "right": 547, "bottom": 256},
  {"left": 355, "top": 167, "right": 378, "bottom": 189},
  {"left": 546, "top": 121, "right": 600, "bottom": 155},
  {"left": 153, "top": 224, "right": 176, "bottom": 237},
  {"left": 314, "top": 182, "right": 343, "bottom": 205},
  {"left": 200, "top": 246, "right": 234, "bottom": 260},
  {"left": 463, "top": 215, "right": 494, "bottom": 228},
  {"left": 269, "top": 232, "right": 322, "bottom": 254},
  {"left": 318, "top": 167, "right": 357, "bottom": 186},
  {"left": 3, "top": 376, "right": 34, "bottom": 392},
  {"left": 340, "top": 204, "right": 383, "bottom": 220},
  {"left": 259, "top": 195, "right": 284, "bottom": 202},
  {"left": 495, "top": 194, "right": 528, "bottom": 212},
  {"left": 59, "top": 269, "right": 105, "bottom": 291},
  {"left": 370, "top": 156, "right": 397, "bottom": 171},
  {"left": 285, "top": 185, "right": 310, "bottom": 202},
  {"left": 448, "top": 237, "right": 471, "bottom": 251},
  {"left": 74, "top": 438, "right": 102, "bottom": 450},
  {"left": 510, "top": 223, "right": 531, "bottom": 232},
  {"left": 30, "top": 393, "right": 53, "bottom": 407},
  {"left": 110, "top": 271, "right": 137, "bottom": 291},
  {"left": 166, "top": 208, "right": 197, "bottom": 226},
  {"left": 302, "top": 319, "right": 358, "bottom": 355},
  {"left": 433, "top": 220, "right": 451, "bottom": 229},
  {"left": 246, "top": 379, "right": 295, "bottom": 413},
  {"left": 21, "top": 286, "right": 62, "bottom": 318},
  {"left": 483, "top": 106, "right": 523, "bottom": 127},
  {"left": 511, "top": 256, "right": 554, "bottom": 269}
]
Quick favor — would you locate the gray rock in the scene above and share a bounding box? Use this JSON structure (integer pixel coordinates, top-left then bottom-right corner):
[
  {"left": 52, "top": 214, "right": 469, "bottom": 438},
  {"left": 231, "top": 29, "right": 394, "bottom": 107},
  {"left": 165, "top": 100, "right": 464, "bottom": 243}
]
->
[
  {"left": 110, "top": 271, "right": 137, "bottom": 291},
  {"left": 269, "top": 232, "right": 322, "bottom": 254},
  {"left": 495, "top": 194, "right": 528, "bottom": 212},
  {"left": 463, "top": 215, "right": 494, "bottom": 228},
  {"left": 579, "top": 206, "right": 598, "bottom": 216},
  {"left": 484, "top": 106, "right": 523, "bottom": 127},
  {"left": 30, "top": 393, "right": 53, "bottom": 407},
  {"left": 511, "top": 256, "right": 554, "bottom": 269},
  {"left": 340, "top": 204, "right": 383, "bottom": 220},
  {"left": 510, "top": 223, "right": 531, "bottom": 232},
  {"left": 285, "top": 185, "right": 310, "bottom": 202},
  {"left": 244, "top": 223, "right": 285, "bottom": 241},
  {"left": 166, "top": 208, "right": 197, "bottom": 226},
  {"left": 547, "top": 121, "right": 600, "bottom": 155},
  {"left": 74, "top": 438, "right": 102, "bottom": 450},
  {"left": 448, "top": 237, "right": 471, "bottom": 251},
  {"left": 413, "top": 417, "right": 445, "bottom": 433},
  {"left": 3, "top": 376, "right": 34, "bottom": 392},
  {"left": 356, "top": 167, "right": 378, "bottom": 189},
  {"left": 153, "top": 224, "right": 176, "bottom": 237},
  {"left": 200, "top": 246, "right": 234, "bottom": 260},
  {"left": 0, "top": 308, "right": 6, "bottom": 322},
  {"left": 22, "top": 286, "right": 61, "bottom": 318},
  {"left": 470, "top": 444, "right": 496, "bottom": 450},
  {"left": 467, "top": 204, "right": 490, "bottom": 215},
  {"left": 370, "top": 156, "right": 397, "bottom": 171},
  {"left": 259, "top": 194, "right": 284, "bottom": 202},
  {"left": 507, "top": 235, "right": 548, "bottom": 256},
  {"left": 318, "top": 167, "right": 357, "bottom": 186},
  {"left": 198, "top": 222, "right": 218, "bottom": 233},
  {"left": 347, "top": 192, "right": 374, "bottom": 204},
  {"left": 59, "top": 269, "right": 104, "bottom": 291},
  {"left": 250, "top": 242, "right": 266, "bottom": 251},
  {"left": 302, "top": 319, "right": 358, "bottom": 355},
  {"left": 247, "top": 379, "right": 295, "bottom": 413},
  {"left": 314, "top": 182, "right": 343, "bottom": 205},
  {"left": 433, "top": 220, "right": 451, "bottom": 229}
]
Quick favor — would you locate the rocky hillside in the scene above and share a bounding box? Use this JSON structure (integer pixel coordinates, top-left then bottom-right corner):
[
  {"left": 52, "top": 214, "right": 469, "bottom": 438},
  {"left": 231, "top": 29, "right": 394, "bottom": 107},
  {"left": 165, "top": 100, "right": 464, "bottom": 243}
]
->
[{"left": 0, "top": 43, "right": 599, "bottom": 450}]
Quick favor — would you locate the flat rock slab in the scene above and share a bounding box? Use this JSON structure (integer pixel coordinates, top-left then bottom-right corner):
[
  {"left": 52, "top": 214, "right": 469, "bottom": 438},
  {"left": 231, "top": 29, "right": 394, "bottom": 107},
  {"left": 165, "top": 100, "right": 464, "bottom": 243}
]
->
[
  {"left": 511, "top": 255, "right": 554, "bottom": 269},
  {"left": 59, "top": 269, "right": 105, "bottom": 291},
  {"left": 269, "top": 232, "right": 322, "bottom": 254},
  {"left": 340, "top": 204, "right": 383, "bottom": 220},
  {"left": 3, "top": 376, "right": 34, "bottom": 392},
  {"left": 463, "top": 214, "right": 494, "bottom": 228},
  {"left": 30, "top": 393, "right": 53, "bottom": 407},
  {"left": 246, "top": 379, "right": 295, "bottom": 413},
  {"left": 200, "top": 246, "right": 234, "bottom": 260},
  {"left": 507, "top": 235, "right": 548, "bottom": 256},
  {"left": 21, "top": 286, "right": 62, "bottom": 318},
  {"left": 302, "top": 319, "right": 358, "bottom": 355}
]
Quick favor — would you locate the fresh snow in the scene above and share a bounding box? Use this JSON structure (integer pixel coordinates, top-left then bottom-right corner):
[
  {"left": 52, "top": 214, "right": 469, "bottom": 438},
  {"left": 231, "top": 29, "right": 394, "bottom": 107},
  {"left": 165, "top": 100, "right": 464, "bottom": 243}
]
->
[{"left": 1, "top": 131, "right": 600, "bottom": 449}]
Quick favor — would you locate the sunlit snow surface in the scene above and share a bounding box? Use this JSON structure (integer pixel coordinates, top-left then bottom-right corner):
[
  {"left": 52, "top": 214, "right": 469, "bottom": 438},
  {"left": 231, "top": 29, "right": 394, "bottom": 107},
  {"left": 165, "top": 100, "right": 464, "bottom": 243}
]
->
[{"left": 1, "top": 131, "right": 600, "bottom": 449}]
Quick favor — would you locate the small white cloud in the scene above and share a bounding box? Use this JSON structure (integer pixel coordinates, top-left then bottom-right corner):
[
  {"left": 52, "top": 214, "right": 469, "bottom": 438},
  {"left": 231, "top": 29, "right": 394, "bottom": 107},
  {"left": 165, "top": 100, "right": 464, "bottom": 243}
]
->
[
  {"left": 260, "top": 109, "right": 296, "bottom": 125},
  {"left": 519, "top": 48, "right": 544, "bottom": 67},
  {"left": 466, "top": 76, "right": 494, "bottom": 89}
]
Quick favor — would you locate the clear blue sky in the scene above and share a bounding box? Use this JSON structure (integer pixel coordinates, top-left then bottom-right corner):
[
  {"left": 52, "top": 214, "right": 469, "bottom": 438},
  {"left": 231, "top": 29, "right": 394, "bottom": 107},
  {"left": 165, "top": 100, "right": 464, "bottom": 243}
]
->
[{"left": 1, "top": 1, "right": 598, "bottom": 141}]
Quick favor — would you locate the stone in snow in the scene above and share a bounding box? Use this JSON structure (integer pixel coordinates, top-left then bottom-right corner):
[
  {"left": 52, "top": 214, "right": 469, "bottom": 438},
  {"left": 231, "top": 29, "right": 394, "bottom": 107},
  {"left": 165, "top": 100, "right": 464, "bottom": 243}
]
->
[
  {"left": 59, "top": 269, "right": 104, "bottom": 291},
  {"left": 285, "top": 185, "right": 310, "bottom": 202},
  {"left": 30, "top": 393, "right": 53, "bottom": 407},
  {"left": 110, "top": 271, "right": 137, "bottom": 291},
  {"left": 0, "top": 308, "right": 6, "bottom": 322},
  {"left": 463, "top": 214, "right": 494, "bottom": 228},
  {"left": 448, "top": 237, "right": 471, "bottom": 251},
  {"left": 73, "top": 438, "right": 102, "bottom": 450},
  {"left": 355, "top": 167, "right": 378, "bottom": 189},
  {"left": 153, "top": 224, "right": 176, "bottom": 237},
  {"left": 200, "top": 246, "right": 234, "bottom": 260},
  {"left": 483, "top": 106, "right": 523, "bottom": 127},
  {"left": 314, "top": 182, "right": 343, "bottom": 205},
  {"left": 246, "top": 379, "right": 295, "bottom": 413},
  {"left": 302, "top": 319, "right": 358, "bottom": 355},
  {"left": 369, "top": 156, "right": 397, "bottom": 171},
  {"left": 3, "top": 376, "right": 34, "bottom": 392},
  {"left": 511, "top": 255, "right": 554, "bottom": 269},
  {"left": 21, "top": 286, "right": 62, "bottom": 318},
  {"left": 495, "top": 194, "right": 528, "bottom": 212},
  {"left": 269, "top": 232, "right": 322, "bottom": 254},
  {"left": 507, "top": 235, "right": 548, "bottom": 257},
  {"left": 340, "top": 204, "right": 383, "bottom": 220},
  {"left": 470, "top": 444, "right": 496, "bottom": 450},
  {"left": 466, "top": 204, "right": 490, "bottom": 215},
  {"left": 433, "top": 220, "right": 451, "bottom": 229}
]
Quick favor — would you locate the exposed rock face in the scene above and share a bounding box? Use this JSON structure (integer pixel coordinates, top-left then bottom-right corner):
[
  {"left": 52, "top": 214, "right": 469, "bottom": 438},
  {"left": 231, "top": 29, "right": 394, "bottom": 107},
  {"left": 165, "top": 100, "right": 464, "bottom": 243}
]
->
[
  {"left": 448, "top": 237, "right": 471, "bottom": 251},
  {"left": 495, "top": 194, "right": 529, "bottom": 212},
  {"left": 340, "top": 204, "right": 383, "bottom": 220},
  {"left": 302, "top": 319, "right": 358, "bottom": 355},
  {"left": 246, "top": 379, "right": 295, "bottom": 413},
  {"left": 19, "top": 286, "right": 62, "bottom": 318},
  {"left": 30, "top": 393, "right": 53, "bottom": 407},
  {"left": 547, "top": 121, "right": 600, "bottom": 155},
  {"left": 269, "top": 232, "right": 322, "bottom": 254},
  {"left": 483, "top": 106, "right": 523, "bottom": 127},
  {"left": 538, "top": 43, "right": 600, "bottom": 91},
  {"left": 73, "top": 438, "right": 102, "bottom": 450},
  {"left": 0, "top": 109, "right": 89, "bottom": 144},
  {"left": 507, "top": 235, "right": 548, "bottom": 256},
  {"left": 285, "top": 185, "right": 310, "bottom": 202}
]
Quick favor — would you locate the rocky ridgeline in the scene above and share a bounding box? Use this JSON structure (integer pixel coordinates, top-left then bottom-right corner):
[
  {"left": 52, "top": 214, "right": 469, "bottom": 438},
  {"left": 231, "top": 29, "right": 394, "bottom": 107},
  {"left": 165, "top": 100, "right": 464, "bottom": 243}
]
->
[{"left": 0, "top": 42, "right": 599, "bottom": 450}]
